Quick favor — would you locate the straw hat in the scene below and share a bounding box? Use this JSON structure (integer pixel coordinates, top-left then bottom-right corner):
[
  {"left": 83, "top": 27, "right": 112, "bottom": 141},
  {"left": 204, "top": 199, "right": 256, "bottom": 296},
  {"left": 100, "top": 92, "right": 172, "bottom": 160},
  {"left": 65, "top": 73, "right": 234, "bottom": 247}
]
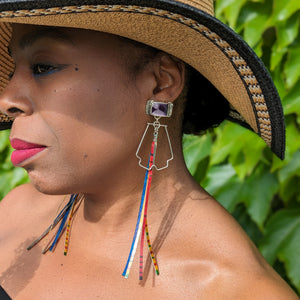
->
[{"left": 0, "top": 0, "right": 285, "bottom": 159}]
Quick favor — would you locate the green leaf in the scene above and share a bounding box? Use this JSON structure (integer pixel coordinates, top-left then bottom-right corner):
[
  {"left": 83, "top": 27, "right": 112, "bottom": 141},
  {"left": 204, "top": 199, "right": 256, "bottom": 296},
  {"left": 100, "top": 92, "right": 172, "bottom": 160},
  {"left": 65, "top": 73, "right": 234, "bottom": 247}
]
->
[
  {"left": 237, "top": 0, "right": 273, "bottom": 45},
  {"left": 279, "top": 176, "right": 300, "bottom": 204},
  {"left": 284, "top": 42, "right": 300, "bottom": 89},
  {"left": 285, "top": 120, "right": 300, "bottom": 158},
  {"left": 259, "top": 209, "right": 300, "bottom": 263},
  {"left": 229, "top": 131, "right": 265, "bottom": 179},
  {"left": 270, "top": 45, "right": 287, "bottom": 72},
  {"left": 0, "top": 130, "right": 10, "bottom": 152},
  {"left": 215, "top": 0, "right": 238, "bottom": 18},
  {"left": 272, "top": 0, "right": 300, "bottom": 22},
  {"left": 215, "top": 0, "right": 247, "bottom": 28},
  {"left": 232, "top": 203, "right": 263, "bottom": 245},
  {"left": 11, "top": 167, "right": 29, "bottom": 187},
  {"left": 278, "top": 224, "right": 300, "bottom": 293},
  {"left": 278, "top": 149, "right": 300, "bottom": 183},
  {"left": 214, "top": 177, "right": 242, "bottom": 212},
  {"left": 239, "top": 165, "right": 278, "bottom": 228},
  {"left": 271, "top": 118, "right": 300, "bottom": 174},
  {"left": 283, "top": 80, "right": 300, "bottom": 115},
  {"left": 223, "top": 0, "right": 248, "bottom": 28},
  {"left": 210, "top": 122, "right": 246, "bottom": 165},
  {"left": 202, "top": 163, "right": 236, "bottom": 195},
  {"left": 228, "top": 149, "right": 246, "bottom": 179},
  {"left": 243, "top": 12, "right": 270, "bottom": 47},
  {"left": 274, "top": 14, "right": 299, "bottom": 50},
  {"left": 269, "top": 14, "right": 299, "bottom": 71},
  {"left": 194, "top": 157, "right": 210, "bottom": 184},
  {"left": 271, "top": 64, "right": 289, "bottom": 98},
  {"left": 1, "top": 146, "right": 13, "bottom": 170},
  {"left": 0, "top": 171, "right": 14, "bottom": 199},
  {"left": 252, "top": 39, "right": 263, "bottom": 57},
  {"left": 259, "top": 209, "right": 300, "bottom": 292},
  {"left": 183, "top": 134, "right": 213, "bottom": 175},
  {"left": 271, "top": 154, "right": 285, "bottom": 173}
]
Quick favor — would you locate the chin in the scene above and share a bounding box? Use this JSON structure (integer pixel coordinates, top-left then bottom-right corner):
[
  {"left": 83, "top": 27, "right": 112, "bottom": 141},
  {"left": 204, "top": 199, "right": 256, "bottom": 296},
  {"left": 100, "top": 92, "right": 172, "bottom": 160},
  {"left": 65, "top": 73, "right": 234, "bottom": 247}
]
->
[
  {"left": 31, "top": 181, "right": 70, "bottom": 195},
  {"left": 27, "top": 170, "right": 75, "bottom": 195}
]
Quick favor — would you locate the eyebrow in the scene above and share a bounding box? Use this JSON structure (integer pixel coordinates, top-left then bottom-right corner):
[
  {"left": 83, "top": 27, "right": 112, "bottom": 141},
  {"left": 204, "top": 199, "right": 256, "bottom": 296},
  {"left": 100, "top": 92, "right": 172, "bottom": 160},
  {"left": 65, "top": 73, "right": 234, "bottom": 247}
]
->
[{"left": 9, "top": 27, "right": 74, "bottom": 55}]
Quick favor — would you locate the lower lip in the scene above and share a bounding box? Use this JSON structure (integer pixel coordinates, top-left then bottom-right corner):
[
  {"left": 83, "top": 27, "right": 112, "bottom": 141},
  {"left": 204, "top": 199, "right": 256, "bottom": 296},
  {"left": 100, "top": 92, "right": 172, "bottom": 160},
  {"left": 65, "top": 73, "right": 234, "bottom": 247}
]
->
[{"left": 11, "top": 147, "right": 46, "bottom": 166}]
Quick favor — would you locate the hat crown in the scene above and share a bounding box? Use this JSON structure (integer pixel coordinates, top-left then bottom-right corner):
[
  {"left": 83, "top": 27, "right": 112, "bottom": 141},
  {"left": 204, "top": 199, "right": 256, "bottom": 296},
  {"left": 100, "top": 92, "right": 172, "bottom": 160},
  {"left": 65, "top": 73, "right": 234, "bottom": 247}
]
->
[{"left": 180, "top": 0, "right": 214, "bottom": 16}]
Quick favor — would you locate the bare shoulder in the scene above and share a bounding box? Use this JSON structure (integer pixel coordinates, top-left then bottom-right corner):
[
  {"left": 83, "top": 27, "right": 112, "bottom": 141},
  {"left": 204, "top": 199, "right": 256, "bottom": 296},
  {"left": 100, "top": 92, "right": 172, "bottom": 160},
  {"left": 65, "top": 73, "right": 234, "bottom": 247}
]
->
[
  {"left": 0, "top": 183, "right": 39, "bottom": 223},
  {"left": 167, "top": 189, "right": 299, "bottom": 299},
  {"left": 1, "top": 182, "right": 49, "bottom": 206},
  {"left": 0, "top": 184, "right": 64, "bottom": 298},
  {"left": 0, "top": 183, "right": 65, "bottom": 235},
  {"left": 1, "top": 183, "right": 59, "bottom": 217},
  {"left": 242, "top": 274, "right": 299, "bottom": 300}
]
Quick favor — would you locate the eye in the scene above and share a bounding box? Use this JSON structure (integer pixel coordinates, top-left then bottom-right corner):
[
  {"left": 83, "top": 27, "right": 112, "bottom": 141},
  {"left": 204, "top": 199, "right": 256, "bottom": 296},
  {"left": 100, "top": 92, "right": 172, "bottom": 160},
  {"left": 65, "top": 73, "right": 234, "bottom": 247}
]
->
[{"left": 32, "top": 63, "right": 57, "bottom": 76}]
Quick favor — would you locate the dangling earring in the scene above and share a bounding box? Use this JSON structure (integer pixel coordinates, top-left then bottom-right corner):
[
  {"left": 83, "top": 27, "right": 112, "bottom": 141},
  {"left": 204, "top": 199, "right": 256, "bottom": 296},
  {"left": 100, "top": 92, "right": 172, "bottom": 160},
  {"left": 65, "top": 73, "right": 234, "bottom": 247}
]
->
[
  {"left": 27, "top": 194, "right": 83, "bottom": 255},
  {"left": 122, "top": 100, "right": 173, "bottom": 280}
]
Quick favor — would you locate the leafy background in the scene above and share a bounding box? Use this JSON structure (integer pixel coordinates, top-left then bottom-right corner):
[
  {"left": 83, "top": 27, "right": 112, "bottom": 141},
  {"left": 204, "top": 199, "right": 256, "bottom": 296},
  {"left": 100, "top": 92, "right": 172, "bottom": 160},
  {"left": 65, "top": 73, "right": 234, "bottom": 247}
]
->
[
  {"left": 0, "top": 0, "right": 299, "bottom": 295},
  {"left": 183, "top": 0, "right": 300, "bottom": 294}
]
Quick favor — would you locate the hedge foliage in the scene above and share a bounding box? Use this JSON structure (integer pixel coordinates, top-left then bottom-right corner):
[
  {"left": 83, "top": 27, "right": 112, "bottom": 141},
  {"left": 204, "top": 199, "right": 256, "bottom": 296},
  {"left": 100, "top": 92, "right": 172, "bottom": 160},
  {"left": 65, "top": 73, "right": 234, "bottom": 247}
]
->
[
  {"left": 0, "top": 0, "right": 299, "bottom": 294},
  {"left": 183, "top": 0, "right": 300, "bottom": 294}
]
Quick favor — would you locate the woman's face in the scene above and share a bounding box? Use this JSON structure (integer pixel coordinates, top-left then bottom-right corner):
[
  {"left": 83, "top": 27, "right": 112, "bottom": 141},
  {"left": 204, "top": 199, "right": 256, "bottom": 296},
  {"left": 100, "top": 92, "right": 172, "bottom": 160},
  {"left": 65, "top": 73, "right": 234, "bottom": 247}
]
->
[{"left": 0, "top": 24, "right": 154, "bottom": 194}]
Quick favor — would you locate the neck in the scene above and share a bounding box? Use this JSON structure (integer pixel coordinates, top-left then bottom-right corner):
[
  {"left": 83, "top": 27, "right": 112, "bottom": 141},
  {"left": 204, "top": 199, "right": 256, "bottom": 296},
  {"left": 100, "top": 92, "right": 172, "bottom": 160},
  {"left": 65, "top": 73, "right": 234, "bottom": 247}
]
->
[
  {"left": 75, "top": 145, "right": 194, "bottom": 230},
  {"left": 69, "top": 127, "right": 207, "bottom": 252},
  {"left": 64, "top": 145, "right": 206, "bottom": 268},
  {"left": 83, "top": 161, "right": 186, "bottom": 221}
]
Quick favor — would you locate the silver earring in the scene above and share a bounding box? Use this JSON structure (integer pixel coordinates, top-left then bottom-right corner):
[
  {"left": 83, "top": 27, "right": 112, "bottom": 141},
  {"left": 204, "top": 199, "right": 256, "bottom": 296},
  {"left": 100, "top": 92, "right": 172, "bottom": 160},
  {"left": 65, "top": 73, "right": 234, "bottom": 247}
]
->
[
  {"left": 122, "top": 100, "right": 174, "bottom": 280},
  {"left": 136, "top": 100, "right": 174, "bottom": 171}
]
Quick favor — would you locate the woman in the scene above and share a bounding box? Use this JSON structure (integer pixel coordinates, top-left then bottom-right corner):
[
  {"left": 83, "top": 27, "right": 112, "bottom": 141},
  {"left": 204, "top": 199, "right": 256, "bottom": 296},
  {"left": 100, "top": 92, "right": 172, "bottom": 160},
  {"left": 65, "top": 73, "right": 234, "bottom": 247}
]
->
[{"left": 0, "top": 0, "right": 298, "bottom": 299}]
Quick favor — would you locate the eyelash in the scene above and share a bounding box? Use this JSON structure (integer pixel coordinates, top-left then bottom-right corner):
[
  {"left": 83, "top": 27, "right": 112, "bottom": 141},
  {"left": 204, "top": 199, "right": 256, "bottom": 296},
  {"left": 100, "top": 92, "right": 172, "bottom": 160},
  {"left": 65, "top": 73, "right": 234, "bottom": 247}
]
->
[
  {"left": 8, "top": 63, "right": 64, "bottom": 80},
  {"left": 31, "top": 63, "right": 58, "bottom": 76}
]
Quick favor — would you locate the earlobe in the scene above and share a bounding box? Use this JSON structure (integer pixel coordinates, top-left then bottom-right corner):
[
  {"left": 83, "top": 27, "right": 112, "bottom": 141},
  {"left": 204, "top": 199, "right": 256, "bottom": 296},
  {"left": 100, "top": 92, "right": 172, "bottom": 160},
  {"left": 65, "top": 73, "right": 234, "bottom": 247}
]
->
[{"left": 152, "top": 53, "right": 185, "bottom": 102}]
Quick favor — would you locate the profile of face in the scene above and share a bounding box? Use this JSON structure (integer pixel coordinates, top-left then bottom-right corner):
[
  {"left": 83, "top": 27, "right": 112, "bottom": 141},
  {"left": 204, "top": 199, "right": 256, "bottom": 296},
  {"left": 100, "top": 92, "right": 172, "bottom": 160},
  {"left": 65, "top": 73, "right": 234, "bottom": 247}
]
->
[
  {"left": 0, "top": 24, "right": 160, "bottom": 195},
  {"left": 0, "top": 24, "right": 185, "bottom": 196}
]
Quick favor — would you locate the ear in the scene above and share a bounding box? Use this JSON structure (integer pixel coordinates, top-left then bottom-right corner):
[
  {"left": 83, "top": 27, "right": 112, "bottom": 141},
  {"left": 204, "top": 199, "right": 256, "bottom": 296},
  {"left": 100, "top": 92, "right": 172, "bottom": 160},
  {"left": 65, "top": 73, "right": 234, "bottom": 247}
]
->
[{"left": 152, "top": 53, "right": 185, "bottom": 102}]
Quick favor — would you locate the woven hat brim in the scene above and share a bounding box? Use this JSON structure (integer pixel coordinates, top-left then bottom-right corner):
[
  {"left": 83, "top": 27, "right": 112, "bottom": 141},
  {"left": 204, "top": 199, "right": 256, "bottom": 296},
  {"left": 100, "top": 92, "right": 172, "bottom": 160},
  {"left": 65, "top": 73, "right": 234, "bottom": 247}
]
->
[{"left": 0, "top": 0, "right": 285, "bottom": 159}]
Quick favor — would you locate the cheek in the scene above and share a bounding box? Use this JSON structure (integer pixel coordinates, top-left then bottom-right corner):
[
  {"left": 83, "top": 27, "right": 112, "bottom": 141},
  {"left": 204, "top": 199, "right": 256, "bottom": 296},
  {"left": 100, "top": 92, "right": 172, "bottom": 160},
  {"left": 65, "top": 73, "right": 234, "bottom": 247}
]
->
[
  {"left": 26, "top": 100, "right": 146, "bottom": 195},
  {"left": 45, "top": 78, "right": 132, "bottom": 131}
]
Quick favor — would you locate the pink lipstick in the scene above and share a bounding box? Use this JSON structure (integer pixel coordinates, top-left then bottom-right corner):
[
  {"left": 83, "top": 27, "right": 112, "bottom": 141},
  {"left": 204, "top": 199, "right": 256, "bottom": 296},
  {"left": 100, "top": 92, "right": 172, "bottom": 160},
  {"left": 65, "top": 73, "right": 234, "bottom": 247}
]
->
[{"left": 10, "top": 138, "right": 46, "bottom": 166}]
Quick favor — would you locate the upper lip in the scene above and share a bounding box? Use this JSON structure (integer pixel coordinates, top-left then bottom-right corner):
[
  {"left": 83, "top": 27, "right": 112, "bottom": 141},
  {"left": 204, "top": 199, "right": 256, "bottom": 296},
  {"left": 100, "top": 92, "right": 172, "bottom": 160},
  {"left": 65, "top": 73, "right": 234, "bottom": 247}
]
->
[{"left": 10, "top": 138, "right": 46, "bottom": 150}]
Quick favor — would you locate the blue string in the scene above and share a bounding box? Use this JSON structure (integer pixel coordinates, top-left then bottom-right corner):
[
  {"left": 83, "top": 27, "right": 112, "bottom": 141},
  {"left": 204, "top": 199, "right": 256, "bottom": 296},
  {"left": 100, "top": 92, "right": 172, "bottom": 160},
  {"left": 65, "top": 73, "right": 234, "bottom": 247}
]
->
[
  {"left": 49, "top": 194, "right": 76, "bottom": 252},
  {"left": 52, "top": 194, "right": 75, "bottom": 225},
  {"left": 122, "top": 160, "right": 151, "bottom": 277}
]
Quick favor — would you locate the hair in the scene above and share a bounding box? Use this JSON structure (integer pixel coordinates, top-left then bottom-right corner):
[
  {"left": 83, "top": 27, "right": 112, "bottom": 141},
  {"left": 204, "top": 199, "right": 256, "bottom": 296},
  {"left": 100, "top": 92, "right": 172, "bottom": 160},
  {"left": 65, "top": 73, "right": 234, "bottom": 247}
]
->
[
  {"left": 182, "top": 65, "right": 230, "bottom": 135},
  {"left": 118, "top": 36, "right": 230, "bottom": 135}
]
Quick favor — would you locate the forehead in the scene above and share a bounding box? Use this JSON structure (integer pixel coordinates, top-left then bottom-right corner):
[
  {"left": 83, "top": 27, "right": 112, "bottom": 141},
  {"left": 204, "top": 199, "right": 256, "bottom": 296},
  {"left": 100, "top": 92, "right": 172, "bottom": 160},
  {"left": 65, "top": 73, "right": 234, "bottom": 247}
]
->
[
  {"left": 9, "top": 24, "right": 132, "bottom": 56},
  {"left": 10, "top": 24, "right": 74, "bottom": 51}
]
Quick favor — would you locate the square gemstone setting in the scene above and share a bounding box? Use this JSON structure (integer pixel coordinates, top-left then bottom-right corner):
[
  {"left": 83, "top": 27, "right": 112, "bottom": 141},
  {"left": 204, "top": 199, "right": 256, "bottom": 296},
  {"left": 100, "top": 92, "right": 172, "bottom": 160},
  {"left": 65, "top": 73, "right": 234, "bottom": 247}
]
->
[{"left": 146, "top": 100, "right": 173, "bottom": 117}]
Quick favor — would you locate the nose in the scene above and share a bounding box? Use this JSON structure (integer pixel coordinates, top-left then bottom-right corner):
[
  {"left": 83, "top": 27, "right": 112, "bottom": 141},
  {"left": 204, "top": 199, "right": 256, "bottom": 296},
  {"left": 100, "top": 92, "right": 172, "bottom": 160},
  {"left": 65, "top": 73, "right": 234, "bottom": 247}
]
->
[{"left": 0, "top": 74, "right": 33, "bottom": 120}]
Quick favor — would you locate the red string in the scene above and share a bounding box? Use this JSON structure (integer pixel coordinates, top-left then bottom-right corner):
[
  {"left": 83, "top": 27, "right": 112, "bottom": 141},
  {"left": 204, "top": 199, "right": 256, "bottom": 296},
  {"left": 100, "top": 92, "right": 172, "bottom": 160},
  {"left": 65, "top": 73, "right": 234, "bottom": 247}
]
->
[{"left": 139, "top": 141, "right": 155, "bottom": 280}]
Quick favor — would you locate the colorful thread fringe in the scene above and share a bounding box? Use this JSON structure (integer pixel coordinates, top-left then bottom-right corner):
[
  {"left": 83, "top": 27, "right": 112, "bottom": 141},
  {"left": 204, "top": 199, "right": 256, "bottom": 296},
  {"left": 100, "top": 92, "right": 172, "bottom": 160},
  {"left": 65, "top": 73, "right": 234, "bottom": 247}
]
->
[
  {"left": 27, "top": 194, "right": 80, "bottom": 255},
  {"left": 123, "top": 133, "right": 160, "bottom": 280}
]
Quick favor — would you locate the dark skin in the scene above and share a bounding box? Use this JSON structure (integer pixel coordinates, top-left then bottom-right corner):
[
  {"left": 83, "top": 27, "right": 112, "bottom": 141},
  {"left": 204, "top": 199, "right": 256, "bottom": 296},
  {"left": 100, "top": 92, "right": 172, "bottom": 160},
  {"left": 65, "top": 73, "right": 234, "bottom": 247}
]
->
[{"left": 0, "top": 24, "right": 298, "bottom": 299}]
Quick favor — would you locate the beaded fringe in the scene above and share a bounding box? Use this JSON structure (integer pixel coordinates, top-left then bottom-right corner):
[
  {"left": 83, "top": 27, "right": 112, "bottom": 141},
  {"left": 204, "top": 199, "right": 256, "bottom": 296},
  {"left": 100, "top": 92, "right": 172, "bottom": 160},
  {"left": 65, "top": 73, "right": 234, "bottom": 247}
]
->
[
  {"left": 27, "top": 194, "right": 81, "bottom": 255},
  {"left": 122, "top": 139, "right": 159, "bottom": 280}
]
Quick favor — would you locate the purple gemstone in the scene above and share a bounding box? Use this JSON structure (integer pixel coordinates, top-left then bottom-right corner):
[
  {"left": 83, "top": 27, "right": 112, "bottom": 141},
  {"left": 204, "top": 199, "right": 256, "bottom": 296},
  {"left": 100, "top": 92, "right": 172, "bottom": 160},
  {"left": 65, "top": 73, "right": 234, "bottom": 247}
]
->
[{"left": 151, "top": 102, "right": 168, "bottom": 116}]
